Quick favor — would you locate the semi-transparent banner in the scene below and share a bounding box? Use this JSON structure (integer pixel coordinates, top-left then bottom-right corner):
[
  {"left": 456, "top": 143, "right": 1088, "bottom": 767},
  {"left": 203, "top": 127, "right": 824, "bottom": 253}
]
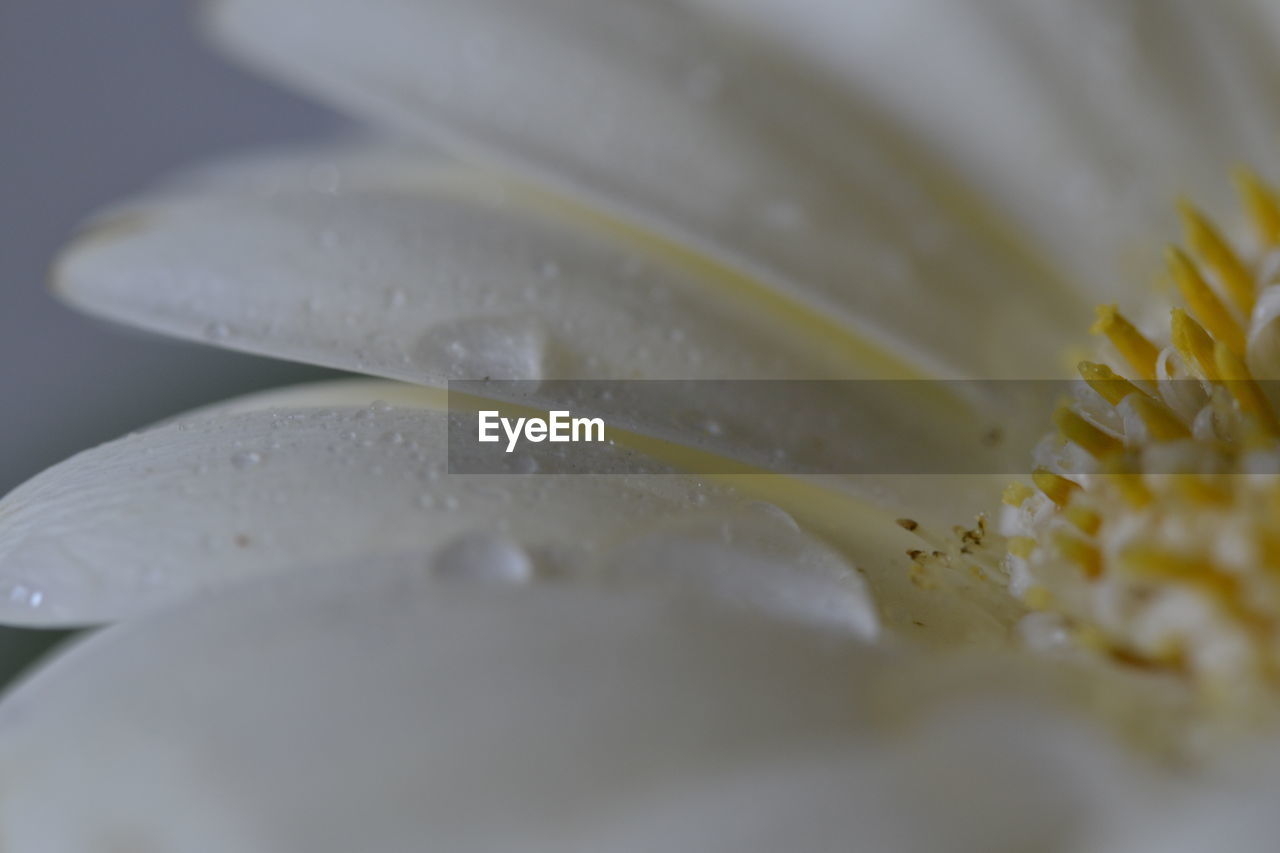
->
[{"left": 445, "top": 379, "right": 1259, "bottom": 475}]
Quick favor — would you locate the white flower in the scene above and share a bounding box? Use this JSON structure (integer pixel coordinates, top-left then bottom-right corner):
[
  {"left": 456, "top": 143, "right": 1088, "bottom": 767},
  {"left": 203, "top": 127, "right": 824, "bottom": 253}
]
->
[{"left": 4, "top": 0, "right": 1280, "bottom": 849}]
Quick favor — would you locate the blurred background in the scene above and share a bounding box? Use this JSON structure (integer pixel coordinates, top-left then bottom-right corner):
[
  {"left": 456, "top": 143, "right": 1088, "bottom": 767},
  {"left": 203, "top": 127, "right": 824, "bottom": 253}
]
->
[{"left": 0, "top": 0, "right": 346, "bottom": 679}]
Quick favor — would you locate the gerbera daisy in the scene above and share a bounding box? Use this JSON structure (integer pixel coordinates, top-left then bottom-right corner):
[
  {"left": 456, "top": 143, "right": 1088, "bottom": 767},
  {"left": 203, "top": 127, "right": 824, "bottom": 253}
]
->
[{"left": 3, "top": 1, "right": 1280, "bottom": 849}]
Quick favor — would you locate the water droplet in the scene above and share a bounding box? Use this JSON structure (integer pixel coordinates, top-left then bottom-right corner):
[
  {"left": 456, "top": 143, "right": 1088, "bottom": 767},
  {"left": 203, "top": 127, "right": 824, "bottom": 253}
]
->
[
  {"left": 512, "top": 455, "right": 540, "bottom": 474},
  {"left": 539, "top": 260, "right": 561, "bottom": 280},
  {"left": 415, "top": 316, "right": 552, "bottom": 381},
  {"left": 203, "top": 322, "right": 231, "bottom": 341},
  {"left": 386, "top": 288, "right": 408, "bottom": 310},
  {"left": 1018, "top": 612, "right": 1073, "bottom": 653},
  {"left": 744, "top": 502, "right": 801, "bottom": 532},
  {"left": 432, "top": 533, "right": 534, "bottom": 584},
  {"left": 230, "top": 451, "right": 263, "bottom": 470},
  {"left": 7, "top": 584, "right": 44, "bottom": 609}
]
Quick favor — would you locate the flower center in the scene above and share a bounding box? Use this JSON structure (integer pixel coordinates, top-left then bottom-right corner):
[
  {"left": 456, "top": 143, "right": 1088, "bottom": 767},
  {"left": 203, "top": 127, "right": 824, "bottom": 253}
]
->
[{"left": 1005, "top": 170, "right": 1280, "bottom": 708}]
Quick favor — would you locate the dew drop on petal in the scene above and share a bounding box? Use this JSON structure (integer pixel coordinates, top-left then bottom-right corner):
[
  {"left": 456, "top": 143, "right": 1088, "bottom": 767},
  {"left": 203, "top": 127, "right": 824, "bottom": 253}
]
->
[
  {"left": 432, "top": 533, "right": 535, "bottom": 585},
  {"left": 6, "top": 583, "right": 45, "bottom": 609},
  {"left": 229, "top": 451, "right": 263, "bottom": 470},
  {"left": 743, "top": 502, "right": 801, "bottom": 533},
  {"left": 203, "top": 322, "right": 231, "bottom": 341},
  {"left": 1017, "top": 612, "right": 1074, "bottom": 653},
  {"left": 414, "top": 317, "right": 551, "bottom": 381},
  {"left": 385, "top": 288, "right": 408, "bottom": 310}
]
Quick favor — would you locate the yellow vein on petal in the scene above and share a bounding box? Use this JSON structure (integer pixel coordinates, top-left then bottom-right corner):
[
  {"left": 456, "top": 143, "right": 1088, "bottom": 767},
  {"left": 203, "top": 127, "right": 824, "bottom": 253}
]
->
[{"left": 494, "top": 175, "right": 935, "bottom": 382}]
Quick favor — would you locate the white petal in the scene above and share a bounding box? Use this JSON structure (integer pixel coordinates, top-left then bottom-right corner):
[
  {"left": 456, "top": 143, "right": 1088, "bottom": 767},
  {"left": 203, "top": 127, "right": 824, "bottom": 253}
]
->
[
  {"left": 700, "top": 0, "right": 1280, "bottom": 300},
  {"left": 0, "top": 380, "right": 907, "bottom": 633},
  {"left": 55, "top": 143, "right": 1042, "bottom": 524},
  {"left": 169, "top": 375, "right": 446, "bottom": 418},
  {"left": 1095, "top": 753, "right": 1280, "bottom": 853},
  {"left": 0, "top": 559, "right": 878, "bottom": 852},
  {"left": 158, "top": 135, "right": 452, "bottom": 196},
  {"left": 602, "top": 708, "right": 1155, "bottom": 852},
  {"left": 56, "top": 149, "right": 905, "bottom": 383},
  {"left": 601, "top": 501, "right": 879, "bottom": 640},
  {"left": 204, "top": 0, "right": 1086, "bottom": 379},
  {"left": 0, "top": 556, "right": 1146, "bottom": 852}
]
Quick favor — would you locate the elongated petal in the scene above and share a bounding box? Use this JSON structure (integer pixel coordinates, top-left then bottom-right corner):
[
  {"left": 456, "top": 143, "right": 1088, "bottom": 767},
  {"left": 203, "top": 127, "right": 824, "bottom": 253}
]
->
[
  {"left": 55, "top": 143, "right": 1040, "bottom": 524},
  {"left": 204, "top": 0, "right": 1086, "bottom": 379},
  {"left": 0, "top": 555, "right": 1147, "bottom": 852},
  {"left": 57, "top": 149, "right": 904, "bottom": 384},
  {"left": 1094, "top": 753, "right": 1280, "bottom": 853},
  {"left": 601, "top": 709, "right": 1154, "bottom": 853},
  {"left": 700, "top": 0, "right": 1280, "bottom": 299},
  {"left": 0, "top": 380, "right": 908, "bottom": 633}
]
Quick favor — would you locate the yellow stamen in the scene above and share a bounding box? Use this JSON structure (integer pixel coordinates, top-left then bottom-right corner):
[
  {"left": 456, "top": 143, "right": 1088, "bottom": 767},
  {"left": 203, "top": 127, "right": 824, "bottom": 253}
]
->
[
  {"left": 1235, "top": 167, "right": 1280, "bottom": 248},
  {"left": 1170, "top": 475, "right": 1232, "bottom": 506},
  {"left": 1063, "top": 504, "right": 1102, "bottom": 536},
  {"left": 1241, "top": 415, "right": 1278, "bottom": 451},
  {"left": 1002, "top": 481, "right": 1034, "bottom": 507},
  {"left": 1032, "top": 468, "right": 1080, "bottom": 508},
  {"left": 1179, "top": 199, "right": 1255, "bottom": 315},
  {"left": 1054, "top": 407, "right": 1123, "bottom": 457},
  {"left": 1126, "top": 394, "right": 1191, "bottom": 441},
  {"left": 1023, "top": 586, "right": 1053, "bottom": 610},
  {"left": 1119, "top": 545, "right": 1237, "bottom": 600},
  {"left": 1053, "top": 531, "right": 1103, "bottom": 580},
  {"left": 1079, "top": 360, "right": 1188, "bottom": 439},
  {"left": 1167, "top": 247, "right": 1247, "bottom": 358},
  {"left": 1003, "top": 180, "right": 1280, "bottom": 700},
  {"left": 1078, "top": 361, "right": 1145, "bottom": 405},
  {"left": 1098, "top": 455, "right": 1152, "bottom": 507},
  {"left": 1213, "top": 341, "right": 1280, "bottom": 435},
  {"left": 1171, "top": 308, "right": 1221, "bottom": 380},
  {"left": 1092, "top": 306, "right": 1159, "bottom": 381}
]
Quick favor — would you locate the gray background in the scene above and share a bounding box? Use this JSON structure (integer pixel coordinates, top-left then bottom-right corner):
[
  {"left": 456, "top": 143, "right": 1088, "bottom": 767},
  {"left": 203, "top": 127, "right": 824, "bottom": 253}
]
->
[{"left": 1, "top": 0, "right": 347, "bottom": 675}]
